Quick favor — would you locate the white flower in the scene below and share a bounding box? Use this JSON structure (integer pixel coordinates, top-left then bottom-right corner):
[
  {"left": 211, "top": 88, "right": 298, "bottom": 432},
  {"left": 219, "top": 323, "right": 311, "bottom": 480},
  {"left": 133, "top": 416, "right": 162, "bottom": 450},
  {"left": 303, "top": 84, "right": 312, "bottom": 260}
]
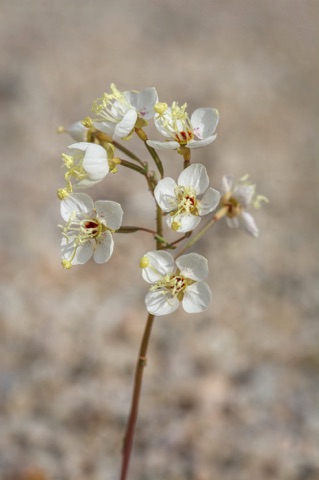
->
[
  {"left": 58, "top": 142, "right": 112, "bottom": 197},
  {"left": 154, "top": 163, "right": 220, "bottom": 232},
  {"left": 60, "top": 193, "right": 123, "bottom": 268},
  {"left": 140, "top": 251, "right": 212, "bottom": 316},
  {"left": 91, "top": 84, "right": 158, "bottom": 140},
  {"left": 146, "top": 102, "right": 219, "bottom": 151},
  {"left": 221, "top": 174, "right": 268, "bottom": 237}
]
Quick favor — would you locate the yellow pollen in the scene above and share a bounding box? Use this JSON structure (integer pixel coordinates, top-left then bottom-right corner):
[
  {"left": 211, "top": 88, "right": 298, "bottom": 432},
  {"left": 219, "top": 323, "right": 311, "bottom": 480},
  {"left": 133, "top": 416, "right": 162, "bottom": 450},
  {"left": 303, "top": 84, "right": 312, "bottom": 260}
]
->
[
  {"left": 82, "top": 116, "right": 93, "bottom": 128},
  {"left": 140, "top": 256, "right": 149, "bottom": 268},
  {"left": 61, "top": 259, "right": 72, "bottom": 269},
  {"left": 57, "top": 188, "right": 70, "bottom": 200},
  {"left": 154, "top": 102, "right": 168, "bottom": 115},
  {"left": 171, "top": 220, "right": 181, "bottom": 231}
]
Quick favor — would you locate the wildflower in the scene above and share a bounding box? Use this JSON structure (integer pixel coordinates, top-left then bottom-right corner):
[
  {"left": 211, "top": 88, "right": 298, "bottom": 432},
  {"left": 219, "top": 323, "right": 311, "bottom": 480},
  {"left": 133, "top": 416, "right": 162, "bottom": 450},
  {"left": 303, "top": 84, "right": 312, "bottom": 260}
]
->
[
  {"left": 221, "top": 174, "right": 268, "bottom": 237},
  {"left": 146, "top": 102, "right": 219, "bottom": 151},
  {"left": 91, "top": 84, "right": 158, "bottom": 140},
  {"left": 58, "top": 142, "right": 112, "bottom": 196},
  {"left": 154, "top": 163, "right": 220, "bottom": 232},
  {"left": 140, "top": 250, "right": 212, "bottom": 316},
  {"left": 60, "top": 193, "right": 123, "bottom": 267}
]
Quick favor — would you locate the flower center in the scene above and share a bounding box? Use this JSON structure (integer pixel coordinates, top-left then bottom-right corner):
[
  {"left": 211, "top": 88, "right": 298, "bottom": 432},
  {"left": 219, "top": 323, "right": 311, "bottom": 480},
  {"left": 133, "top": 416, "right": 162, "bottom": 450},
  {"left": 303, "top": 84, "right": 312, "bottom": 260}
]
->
[
  {"left": 171, "top": 186, "right": 198, "bottom": 215},
  {"left": 223, "top": 196, "right": 243, "bottom": 218},
  {"left": 92, "top": 83, "right": 131, "bottom": 124},
  {"left": 60, "top": 212, "right": 109, "bottom": 268},
  {"left": 158, "top": 102, "right": 194, "bottom": 145},
  {"left": 84, "top": 219, "right": 103, "bottom": 237},
  {"left": 151, "top": 273, "right": 188, "bottom": 301}
]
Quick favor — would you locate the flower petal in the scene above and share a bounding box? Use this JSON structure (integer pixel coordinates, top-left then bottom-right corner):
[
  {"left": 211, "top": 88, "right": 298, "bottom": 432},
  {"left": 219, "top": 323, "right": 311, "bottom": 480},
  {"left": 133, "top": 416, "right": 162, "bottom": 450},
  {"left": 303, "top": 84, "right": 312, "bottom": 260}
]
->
[
  {"left": 145, "top": 290, "right": 179, "bottom": 316},
  {"left": 222, "top": 175, "right": 233, "bottom": 194},
  {"left": 167, "top": 213, "right": 201, "bottom": 233},
  {"left": 178, "top": 163, "right": 209, "bottom": 194},
  {"left": 191, "top": 108, "right": 219, "bottom": 139},
  {"left": 74, "top": 177, "right": 101, "bottom": 189},
  {"left": 154, "top": 178, "right": 178, "bottom": 212},
  {"left": 240, "top": 211, "right": 259, "bottom": 237},
  {"left": 154, "top": 112, "right": 172, "bottom": 138},
  {"left": 146, "top": 140, "right": 180, "bottom": 150},
  {"left": 233, "top": 185, "right": 255, "bottom": 207},
  {"left": 197, "top": 188, "right": 221, "bottom": 216},
  {"left": 176, "top": 253, "right": 209, "bottom": 281},
  {"left": 125, "top": 87, "right": 158, "bottom": 119},
  {"left": 226, "top": 216, "right": 240, "bottom": 229},
  {"left": 186, "top": 135, "right": 217, "bottom": 149},
  {"left": 68, "top": 141, "right": 90, "bottom": 152},
  {"left": 95, "top": 201, "right": 123, "bottom": 230},
  {"left": 114, "top": 109, "right": 138, "bottom": 139},
  {"left": 67, "top": 123, "right": 89, "bottom": 142},
  {"left": 93, "top": 120, "right": 115, "bottom": 135},
  {"left": 94, "top": 231, "right": 114, "bottom": 263},
  {"left": 61, "top": 236, "right": 94, "bottom": 265},
  {"left": 82, "top": 144, "right": 109, "bottom": 180},
  {"left": 182, "top": 281, "right": 212, "bottom": 313},
  {"left": 60, "top": 193, "right": 94, "bottom": 221},
  {"left": 141, "top": 250, "right": 175, "bottom": 283}
]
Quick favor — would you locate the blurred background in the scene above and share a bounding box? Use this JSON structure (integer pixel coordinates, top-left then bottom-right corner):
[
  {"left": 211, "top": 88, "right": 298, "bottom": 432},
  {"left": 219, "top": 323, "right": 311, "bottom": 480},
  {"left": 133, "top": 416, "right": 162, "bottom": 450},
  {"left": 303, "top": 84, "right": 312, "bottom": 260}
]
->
[{"left": 0, "top": 1, "right": 318, "bottom": 479}]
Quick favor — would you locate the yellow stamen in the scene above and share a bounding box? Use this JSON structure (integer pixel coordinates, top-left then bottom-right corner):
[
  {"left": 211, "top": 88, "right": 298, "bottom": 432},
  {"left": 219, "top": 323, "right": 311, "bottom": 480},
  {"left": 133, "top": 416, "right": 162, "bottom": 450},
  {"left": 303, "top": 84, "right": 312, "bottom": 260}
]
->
[
  {"left": 140, "top": 256, "right": 149, "bottom": 268},
  {"left": 154, "top": 102, "right": 168, "bottom": 115},
  {"left": 61, "top": 259, "right": 72, "bottom": 269}
]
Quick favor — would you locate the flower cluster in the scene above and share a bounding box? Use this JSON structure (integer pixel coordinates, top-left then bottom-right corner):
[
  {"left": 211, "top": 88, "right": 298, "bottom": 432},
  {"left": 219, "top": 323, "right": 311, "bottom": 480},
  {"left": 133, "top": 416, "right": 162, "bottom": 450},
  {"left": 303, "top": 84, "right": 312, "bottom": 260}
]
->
[{"left": 57, "top": 83, "right": 267, "bottom": 316}]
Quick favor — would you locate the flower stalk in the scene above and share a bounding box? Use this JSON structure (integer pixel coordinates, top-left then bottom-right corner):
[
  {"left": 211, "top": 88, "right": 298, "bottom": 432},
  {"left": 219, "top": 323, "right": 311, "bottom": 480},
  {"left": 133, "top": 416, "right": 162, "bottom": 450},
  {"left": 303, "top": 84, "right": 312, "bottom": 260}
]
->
[
  {"left": 135, "top": 127, "right": 164, "bottom": 179},
  {"left": 120, "top": 313, "right": 155, "bottom": 480},
  {"left": 175, "top": 206, "right": 228, "bottom": 258},
  {"left": 56, "top": 83, "right": 267, "bottom": 480}
]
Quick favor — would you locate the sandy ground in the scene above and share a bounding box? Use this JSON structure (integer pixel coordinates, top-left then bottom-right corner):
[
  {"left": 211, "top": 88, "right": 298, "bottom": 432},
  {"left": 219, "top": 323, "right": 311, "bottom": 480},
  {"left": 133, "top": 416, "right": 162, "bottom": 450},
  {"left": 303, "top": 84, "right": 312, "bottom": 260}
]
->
[{"left": 0, "top": 1, "right": 318, "bottom": 479}]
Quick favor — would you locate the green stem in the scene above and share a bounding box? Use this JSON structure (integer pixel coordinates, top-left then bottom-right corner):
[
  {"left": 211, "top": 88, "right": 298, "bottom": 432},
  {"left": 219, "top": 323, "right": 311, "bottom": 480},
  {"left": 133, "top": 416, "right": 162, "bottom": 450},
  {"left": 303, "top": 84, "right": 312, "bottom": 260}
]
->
[
  {"left": 144, "top": 142, "right": 164, "bottom": 178},
  {"left": 119, "top": 159, "right": 146, "bottom": 176},
  {"left": 156, "top": 204, "right": 163, "bottom": 249},
  {"left": 119, "top": 159, "right": 157, "bottom": 195},
  {"left": 135, "top": 128, "right": 164, "bottom": 179},
  {"left": 175, "top": 206, "right": 228, "bottom": 258},
  {"left": 168, "top": 231, "right": 192, "bottom": 248},
  {"left": 113, "top": 140, "right": 145, "bottom": 167},
  {"left": 116, "top": 226, "right": 157, "bottom": 235}
]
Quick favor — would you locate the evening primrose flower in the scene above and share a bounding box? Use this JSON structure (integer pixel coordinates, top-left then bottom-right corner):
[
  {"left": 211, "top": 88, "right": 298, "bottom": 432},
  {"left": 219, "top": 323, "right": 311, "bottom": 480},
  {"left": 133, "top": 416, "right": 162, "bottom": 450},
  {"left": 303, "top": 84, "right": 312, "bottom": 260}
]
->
[
  {"left": 60, "top": 193, "right": 123, "bottom": 268},
  {"left": 221, "top": 174, "right": 268, "bottom": 237},
  {"left": 91, "top": 84, "right": 158, "bottom": 140},
  {"left": 140, "top": 251, "right": 212, "bottom": 316},
  {"left": 58, "top": 142, "right": 113, "bottom": 197},
  {"left": 154, "top": 163, "right": 220, "bottom": 232},
  {"left": 146, "top": 102, "right": 219, "bottom": 151}
]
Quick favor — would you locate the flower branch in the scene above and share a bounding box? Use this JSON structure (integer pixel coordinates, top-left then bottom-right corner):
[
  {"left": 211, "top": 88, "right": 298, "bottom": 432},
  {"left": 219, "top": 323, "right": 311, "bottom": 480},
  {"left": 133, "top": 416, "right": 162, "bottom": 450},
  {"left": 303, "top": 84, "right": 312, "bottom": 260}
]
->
[{"left": 56, "top": 82, "right": 267, "bottom": 480}]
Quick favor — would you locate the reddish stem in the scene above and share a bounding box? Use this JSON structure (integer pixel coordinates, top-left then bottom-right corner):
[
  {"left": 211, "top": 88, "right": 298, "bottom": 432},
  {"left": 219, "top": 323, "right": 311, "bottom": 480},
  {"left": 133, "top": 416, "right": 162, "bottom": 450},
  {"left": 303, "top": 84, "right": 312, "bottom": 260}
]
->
[{"left": 120, "top": 313, "right": 155, "bottom": 480}]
